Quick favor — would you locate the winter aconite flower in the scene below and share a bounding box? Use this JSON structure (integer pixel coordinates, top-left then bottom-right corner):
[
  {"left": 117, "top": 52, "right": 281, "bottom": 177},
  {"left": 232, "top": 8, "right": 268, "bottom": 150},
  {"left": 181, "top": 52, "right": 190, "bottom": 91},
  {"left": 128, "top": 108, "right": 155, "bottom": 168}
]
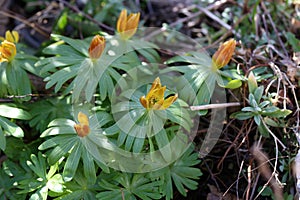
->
[
  {"left": 140, "top": 77, "right": 178, "bottom": 110},
  {"left": 212, "top": 38, "right": 236, "bottom": 71},
  {"left": 88, "top": 35, "right": 105, "bottom": 60},
  {"left": 0, "top": 30, "right": 19, "bottom": 63},
  {"left": 0, "top": 40, "right": 17, "bottom": 62},
  {"left": 74, "top": 112, "right": 90, "bottom": 137},
  {"left": 117, "top": 9, "right": 140, "bottom": 40}
]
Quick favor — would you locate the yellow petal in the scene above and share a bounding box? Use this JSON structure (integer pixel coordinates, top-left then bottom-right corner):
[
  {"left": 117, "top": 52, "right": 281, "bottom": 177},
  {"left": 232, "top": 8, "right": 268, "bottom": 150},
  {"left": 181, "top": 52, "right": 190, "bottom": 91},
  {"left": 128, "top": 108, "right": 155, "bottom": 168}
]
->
[
  {"left": 123, "top": 13, "right": 140, "bottom": 39},
  {"left": 162, "top": 94, "right": 178, "bottom": 109},
  {"left": 0, "top": 40, "right": 16, "bottom": 62},
  {"left": 74, "top": 112, "right": 90, "bottom": 137},
  {"left": 77, "top": 112, "right": 89, "bottom": 126},
  {"left": 152, "top": 86, "right": 166, "bottom": 100},
  {"left": 140, "top": 96, "right": 148, "bottom": 109},
  {"left": 117, "top": 9, "right": 127, "bottom": 33},
  {"left": 151, "top": 77, "right": 161, "bottom": 90},
  {"left": 212, "top": 38, "right": 236, "bottom": 70},
  {"left": 12, "top": 31, "right": 19, "bottom": 43},
  {"left": 117, "top": 9, "right": 140, "bottom": 40},
  {"left": 140, "top": 77, "right": 177, "bottom": 110},
  {"left": 5, "top": 31, "right": 14, "bottom": 43}
]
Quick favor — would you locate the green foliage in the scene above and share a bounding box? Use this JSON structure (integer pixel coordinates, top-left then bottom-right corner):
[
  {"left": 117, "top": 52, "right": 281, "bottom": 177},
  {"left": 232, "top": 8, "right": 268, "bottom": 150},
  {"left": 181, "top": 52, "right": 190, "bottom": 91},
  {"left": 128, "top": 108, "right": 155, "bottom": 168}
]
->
[
  {"left": 27, "top": 96, "right": 72, "bottom": 132},
  {"left": 231, "top": 73, "right": 292, "bottom": 137},
  {"left": 97, "top": 172, "right": 163, "bottom": 200},
  {"left": 18, "top": 153, "right": 64, "bottom": 200},
  {"left": 286, "top": 32, "right": 300, "bottom": 52},
  {"left": 0, "top": 104, "right": 31, "bottom": 150},
  {"left": 0, "top": 47, "right": 38, "bottom": 101},
  {"left": 150, "top": 145, "right": 202, "bottom": 200}
]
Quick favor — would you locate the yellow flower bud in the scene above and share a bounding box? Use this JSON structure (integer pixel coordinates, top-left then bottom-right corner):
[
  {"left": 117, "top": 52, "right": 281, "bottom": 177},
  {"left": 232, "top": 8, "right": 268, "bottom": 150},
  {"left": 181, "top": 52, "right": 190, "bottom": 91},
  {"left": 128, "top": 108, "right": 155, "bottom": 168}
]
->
[
  {"left": 0, "top": 40, "right": 17, "bottom": 62},
  {"left": 117, "top": 9, "right": 140, "bottom": 40},
  {"left": 74, "top": 112, "right": 90, "bottom": 137},
  {"left": 88, "top": 35, "right": 105, "bottom": 60},
  {"left": 140, "top": 77, "right": 178, "bottom": 110},
  {"left": 212, "top": 38, "right": 236, "bottom": 70},
  {"left": 5, "top": 31, "right": 19, "bottom": 43}
]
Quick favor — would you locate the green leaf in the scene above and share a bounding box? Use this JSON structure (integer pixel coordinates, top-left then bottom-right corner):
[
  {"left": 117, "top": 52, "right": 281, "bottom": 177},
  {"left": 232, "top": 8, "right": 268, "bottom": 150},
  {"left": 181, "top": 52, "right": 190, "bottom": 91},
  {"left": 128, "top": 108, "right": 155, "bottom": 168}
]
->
[
  {"left": 253, "top": 86, "right": 264, "bottom": 103},
  {"left": 47, "top": 174, "right": 64, "bottom": 193},
  {"left": 286, "top": 32, "right": 300, "bottom": 51},
  {"left": 155, "top": 129, "right": 172, "bottom": 162},
  {"left": 241, "top": 106, "right": 256, "bottom": 112},
  {"left": 63, "top": 141, "right": 82, "bottom": 182},
  {"left": 230, "top": 111, "right": 254, "bottom": 120},
  {"left": 151, "top": 145, "right": 201, "bottom": 199},
  {"left": 262, "top": 109, "right": 292, "bottom": 118},
  {"left": 6, "top": 62, "right": 31, "bottom": 101},
  {"left": 47, "top": 136, "right": 78, "bottom": 165},
  {"left": 51, "top": 34, "right": 89, "bottom": 57},
  {"left": 258, "top": 123, "right": 269, "bottom": 137},
  {"left": 224, "top": 79, "right": 242, "bottom": 89},
  {"left": 57, "top": 11, "right": 68, "bottom": 30},
  {"left": 28, "top": 153, "right": 47, "bottom": 178},
  {"left": 0, "top": 116, "right": 24, "bottom": 138},
  {"left": 254, "top": 115, "right": 261, "bottom": 125},
  {"left": 264, "top": 117, "right": 279, "bottom": 127},
  {"left": 0, "top": 104, "right": 31, "bottom": 119},
  {"left": 27, "top": 96, "right": 72, "bottom": 132},
  {"left": 0, "top": 128, "right": 5, "bottom": 150},
  {"left": 82, "top": 148, "right": 96, "bottom": 184}
]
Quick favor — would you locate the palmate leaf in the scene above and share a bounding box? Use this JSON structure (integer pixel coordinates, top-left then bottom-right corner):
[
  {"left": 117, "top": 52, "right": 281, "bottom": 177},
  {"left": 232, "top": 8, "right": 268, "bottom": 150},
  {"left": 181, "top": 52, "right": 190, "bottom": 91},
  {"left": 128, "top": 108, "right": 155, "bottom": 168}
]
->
[
  {"left": 37, "top": 36, "right": 88, "bottom": 93},
  {"left": 0, "top": 159, "right": 29, "bottom": 200},
  {"left": 17, "top": 152, "right": 64, "bottom": 200},
  {"left": 0, "top": 48, "right": 38, "bottom": 101},
  {"left": 165, "top": 51, "right": 221, "bottom": 106},
  {"left": 150, "top": 145, "right": 202, "bottom": 200},
  {"left": 27, "top": 96, "right": 72, "bottom": 132},
  {"left": 39, "top": 111, "right": 113, "bottom": 182},
  {"left": 56, "top": 167, "right": 99, "bottom": 200},
  {"left": 0, "top": 62, "right": 31, "bottom": 101},
  {"left": 0, "top": 116, "right": 25, "bottom": 150},
  {"left": 97, "top": 172, "right": 163, "bottom": 200},
  {"left": 0, "top": 104, "right": 30, "bottom": 150}
]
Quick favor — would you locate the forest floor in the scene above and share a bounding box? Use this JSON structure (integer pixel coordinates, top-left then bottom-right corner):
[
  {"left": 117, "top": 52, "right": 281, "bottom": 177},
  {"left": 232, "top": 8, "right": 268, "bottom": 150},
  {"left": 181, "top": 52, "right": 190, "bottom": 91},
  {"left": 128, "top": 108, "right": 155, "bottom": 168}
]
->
[{"left": 1, "top": 0, "right": 300, "bottom": 199}]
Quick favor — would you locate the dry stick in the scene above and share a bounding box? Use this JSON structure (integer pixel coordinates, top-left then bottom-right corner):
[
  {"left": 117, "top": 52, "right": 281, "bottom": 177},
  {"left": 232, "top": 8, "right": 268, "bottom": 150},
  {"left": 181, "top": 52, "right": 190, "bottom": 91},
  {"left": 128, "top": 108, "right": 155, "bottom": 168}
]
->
[
  {"left": 251, "top": 143, "right": 284, "bottom": 200},
  {"left": 143, "top": 0, "right": 229, "bottom": 41},
  {"left": 196, "top": 6, "right": 236, "bottom": 35},
  {"left": 190, "top": 102, "right": 241, "bottom": 111},
  {"left": 0, "top": 10, "right": 49, "bottom": 37},
  {"left": 260, "top": 1, "right": 289, "bottom": 57},
  {"left": 245, "top": 164, "right": 252, "bottom": 200},
  {"left": 217, "top": 120, "right": 253, "bottom": 170},
  {"left": 236, "top": 159, "right": 244, "bottom": 198},
  {"left": 283, "top": 73, "right": 300, "bottom": 143}
]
